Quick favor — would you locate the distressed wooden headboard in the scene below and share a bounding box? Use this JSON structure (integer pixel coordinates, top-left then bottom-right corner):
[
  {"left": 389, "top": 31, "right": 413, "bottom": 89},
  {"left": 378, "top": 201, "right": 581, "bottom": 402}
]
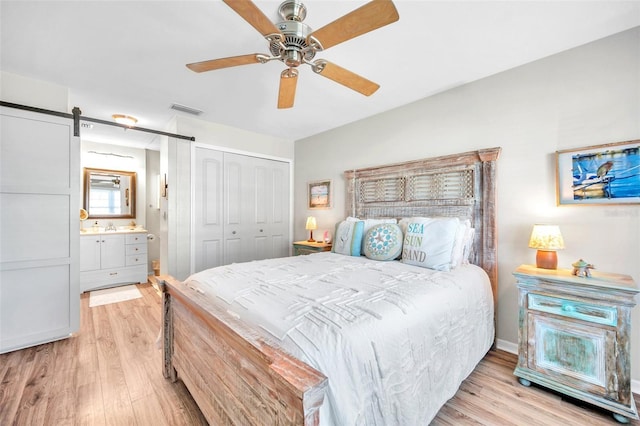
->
[{"left": 344, "top": 147, "right": 501, "bottom": 330}]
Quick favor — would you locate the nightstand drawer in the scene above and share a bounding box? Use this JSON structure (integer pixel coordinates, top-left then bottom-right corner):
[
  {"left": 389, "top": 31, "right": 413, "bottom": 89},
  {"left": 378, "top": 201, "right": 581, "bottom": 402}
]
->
[{"left": 528, "top": 293, "right": 617, "bottom": 327}]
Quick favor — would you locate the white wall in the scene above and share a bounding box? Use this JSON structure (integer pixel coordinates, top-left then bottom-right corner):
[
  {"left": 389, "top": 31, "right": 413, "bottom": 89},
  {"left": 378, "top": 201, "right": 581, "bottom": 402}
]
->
[
  {"left": 1, "top": 71, "right": 69, "bottom": 111},
  {"left": 294, "top": 28, "right": 640, "bottom": 381}
]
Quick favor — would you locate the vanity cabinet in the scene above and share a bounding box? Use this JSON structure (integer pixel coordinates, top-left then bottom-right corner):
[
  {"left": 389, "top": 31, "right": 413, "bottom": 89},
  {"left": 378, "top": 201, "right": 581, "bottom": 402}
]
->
[
  {"left": 513, "top": 265, "right": 638, "bottom": 422},
  {"left": 80, "top": 231, "right": 147, "bottom": 292}
]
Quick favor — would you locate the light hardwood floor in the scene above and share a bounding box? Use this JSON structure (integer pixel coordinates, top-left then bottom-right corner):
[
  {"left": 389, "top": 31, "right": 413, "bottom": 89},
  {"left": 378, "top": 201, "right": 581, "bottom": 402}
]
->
[{"left": 1, "top": 283, "right": 638, "bottom": 425}]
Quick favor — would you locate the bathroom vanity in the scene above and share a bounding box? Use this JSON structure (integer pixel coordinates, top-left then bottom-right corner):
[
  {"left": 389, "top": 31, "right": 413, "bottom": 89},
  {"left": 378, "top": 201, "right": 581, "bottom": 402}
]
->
[{"left": 80, "top": 228, "right": 148, "bottom": 292}]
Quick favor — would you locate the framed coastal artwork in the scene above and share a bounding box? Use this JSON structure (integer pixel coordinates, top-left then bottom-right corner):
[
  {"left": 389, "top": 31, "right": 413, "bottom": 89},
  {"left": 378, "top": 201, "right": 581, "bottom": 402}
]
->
[
  {"left": 308, "top": 179, "right": 332, "bottom": 209},
  {"left": 556, "top": 140, "right": 640, "bottom": 205}
]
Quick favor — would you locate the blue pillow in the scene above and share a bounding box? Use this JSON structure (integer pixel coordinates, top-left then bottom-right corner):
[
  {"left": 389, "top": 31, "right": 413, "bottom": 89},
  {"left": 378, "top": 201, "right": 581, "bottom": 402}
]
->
[
  {"left": 332, "top": 220, "right": 364, "bottom": 256},
  {"left": 363, "top": 223, "right": 403, "bottom": 261}
]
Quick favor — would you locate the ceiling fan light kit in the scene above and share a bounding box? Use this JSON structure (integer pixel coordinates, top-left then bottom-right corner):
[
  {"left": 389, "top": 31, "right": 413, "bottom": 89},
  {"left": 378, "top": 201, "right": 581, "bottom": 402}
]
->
[{"left": 187, "top": 0, "right": 399, "bottom": 109}]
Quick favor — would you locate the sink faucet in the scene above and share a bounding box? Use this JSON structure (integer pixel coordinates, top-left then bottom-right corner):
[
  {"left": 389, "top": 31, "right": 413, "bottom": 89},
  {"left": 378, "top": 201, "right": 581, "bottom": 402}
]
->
[{"left": 105, "top": 222, "right": 117, "bottom": 231}]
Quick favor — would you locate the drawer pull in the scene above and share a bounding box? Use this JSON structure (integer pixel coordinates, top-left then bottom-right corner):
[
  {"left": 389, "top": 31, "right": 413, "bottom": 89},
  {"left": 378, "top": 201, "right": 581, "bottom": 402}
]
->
[{"left": 109, "top": 272, "right": 118, "bottom": 276}]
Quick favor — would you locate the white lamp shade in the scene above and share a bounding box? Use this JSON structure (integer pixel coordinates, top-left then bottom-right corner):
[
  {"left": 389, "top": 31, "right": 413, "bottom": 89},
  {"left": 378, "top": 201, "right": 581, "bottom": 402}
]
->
[
  {"left": 305, "top": 216, "right": 317, "bottom": 230},
  {"left": 528, "top": 224, "right": 565, "bottom": 250}
]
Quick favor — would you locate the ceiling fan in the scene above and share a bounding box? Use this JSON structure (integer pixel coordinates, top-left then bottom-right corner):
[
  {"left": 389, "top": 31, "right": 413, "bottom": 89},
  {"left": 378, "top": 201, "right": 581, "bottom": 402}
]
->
[{"left": 186, "top": 0, "right": 399, "bottom": 109}]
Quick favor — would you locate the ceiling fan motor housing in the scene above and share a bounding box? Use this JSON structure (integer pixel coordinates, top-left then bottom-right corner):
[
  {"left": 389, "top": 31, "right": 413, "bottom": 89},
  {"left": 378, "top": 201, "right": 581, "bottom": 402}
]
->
[{"left": 271, "top": 2, "right": 316, "bottom": 67}]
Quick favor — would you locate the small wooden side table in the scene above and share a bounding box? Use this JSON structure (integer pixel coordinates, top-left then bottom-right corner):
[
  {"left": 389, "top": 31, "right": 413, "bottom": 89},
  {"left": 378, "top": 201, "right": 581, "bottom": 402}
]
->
[
  {"left": 293, "top": 241, "right": 332, "bottom": 256},
  {"left": 513, "top": 264, "right": 638, "bottom": 423}
]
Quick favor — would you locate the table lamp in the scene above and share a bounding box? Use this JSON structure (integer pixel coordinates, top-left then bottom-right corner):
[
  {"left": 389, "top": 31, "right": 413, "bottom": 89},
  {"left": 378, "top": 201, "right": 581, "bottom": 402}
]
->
[
  {"left": 305, "top": 216, "right": 317, "bottom": 242},
  {"left": 528, "top": 224, "right": 565, "bottom": 269}
]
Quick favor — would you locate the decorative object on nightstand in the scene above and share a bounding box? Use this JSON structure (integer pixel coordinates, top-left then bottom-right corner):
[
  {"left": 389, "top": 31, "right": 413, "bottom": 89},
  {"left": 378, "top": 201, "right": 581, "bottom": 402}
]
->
[
  {"left": 293, "top": 240, "right": 332, "bottom": 256},
  {"left": 528, "top": 224, "right": 565, "bottom": 269},
  {"left": 572, "top": 258, "right": 595, "bottom": 277},
  {"left": 513, "top": 264, "right": 639, "bottom": 423},
  {"left": 305, "top": 216, "right": 317, "bottom": 242}
]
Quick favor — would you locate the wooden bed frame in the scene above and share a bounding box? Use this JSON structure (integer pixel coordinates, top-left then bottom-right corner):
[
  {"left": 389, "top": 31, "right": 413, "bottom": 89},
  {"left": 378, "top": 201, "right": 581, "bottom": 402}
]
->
[{"left": 161, "top": 147, "right": 501, "bottom": 425}]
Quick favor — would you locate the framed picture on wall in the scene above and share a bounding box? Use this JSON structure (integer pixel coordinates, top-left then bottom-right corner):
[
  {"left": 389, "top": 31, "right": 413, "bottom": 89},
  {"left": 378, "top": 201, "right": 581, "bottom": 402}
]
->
[
  {"left": 308, "top": 179, "right": 332, "bottom": 209},
  {"left": 556, "top": 139, "right": 640, "bottom": 205}
]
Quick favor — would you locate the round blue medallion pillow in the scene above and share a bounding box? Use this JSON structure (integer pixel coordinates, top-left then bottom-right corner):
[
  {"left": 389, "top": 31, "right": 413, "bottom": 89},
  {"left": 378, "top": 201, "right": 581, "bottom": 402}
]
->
[{"left": 363, "top": 223, "right": 403, "bottom": 261}]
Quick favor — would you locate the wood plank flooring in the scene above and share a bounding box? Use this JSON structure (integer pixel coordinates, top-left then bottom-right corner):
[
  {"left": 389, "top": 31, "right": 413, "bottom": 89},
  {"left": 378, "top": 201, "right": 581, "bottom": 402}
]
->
[{"left": 1, "top": 282, "right": 638, "bottom": 425}]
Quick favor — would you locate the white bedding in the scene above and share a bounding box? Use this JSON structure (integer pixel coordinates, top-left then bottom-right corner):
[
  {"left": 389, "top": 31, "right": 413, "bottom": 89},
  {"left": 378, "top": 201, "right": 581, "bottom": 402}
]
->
[{"left": 184, "top": 252, "right": 494, "bottom": 425}]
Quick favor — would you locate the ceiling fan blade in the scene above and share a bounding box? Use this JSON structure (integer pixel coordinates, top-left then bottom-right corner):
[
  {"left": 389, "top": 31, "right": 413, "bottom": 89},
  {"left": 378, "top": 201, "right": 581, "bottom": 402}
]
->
[
  {"left": 278, "top": 68, "right": 298, "bottom": 109},
  {"left": 186, "top": 54, "right": 263, "bottom": 72},
  {"left": 314, "top": 61, "right": 379, "bottom": 96},
  {"left": 223, "top": 0, "right": 280, "bottom": 38},
  {"left": 308, "top": 0, "right": 399, "bottom": 50}
]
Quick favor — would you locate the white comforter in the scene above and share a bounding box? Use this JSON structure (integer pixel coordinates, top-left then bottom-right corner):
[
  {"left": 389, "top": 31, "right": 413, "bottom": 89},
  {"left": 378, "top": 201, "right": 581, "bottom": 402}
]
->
[{"left": 184, "top": 252, "right": 494, "bottom": 425}]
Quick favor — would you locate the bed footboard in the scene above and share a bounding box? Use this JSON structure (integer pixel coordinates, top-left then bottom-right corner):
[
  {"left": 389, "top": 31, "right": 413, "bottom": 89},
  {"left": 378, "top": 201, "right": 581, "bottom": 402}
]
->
[{"left": 160, "top": 276, "right": 327, "bottom": 426}]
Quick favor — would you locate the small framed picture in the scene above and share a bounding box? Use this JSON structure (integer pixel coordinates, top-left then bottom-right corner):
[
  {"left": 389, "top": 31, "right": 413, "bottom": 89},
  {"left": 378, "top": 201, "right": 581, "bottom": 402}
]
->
[
  {"left": 556, "top": 140, "right": 640, "bottom": 205},
  {"left": 308, "top": 180, "right": 332, "bottom": 209}
]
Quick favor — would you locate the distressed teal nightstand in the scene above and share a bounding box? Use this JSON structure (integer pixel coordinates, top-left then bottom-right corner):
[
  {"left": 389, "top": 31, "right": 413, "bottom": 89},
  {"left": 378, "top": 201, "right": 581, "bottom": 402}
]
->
[{"left": 513, "top": 264, "right": 638, "bottom": 423}]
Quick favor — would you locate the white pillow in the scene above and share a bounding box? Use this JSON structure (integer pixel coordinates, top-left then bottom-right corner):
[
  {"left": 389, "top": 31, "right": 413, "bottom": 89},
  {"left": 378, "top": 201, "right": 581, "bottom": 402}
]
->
[
  {"left": 401, "top": 217, "right": 460, "bottom": 271},
  {"left": 450, "top": 219, "right": 472, "bottom": 268},
  {"left": 332, "top": 220, "right": 365, "bottom": 256},
  {"left": 462, "top": 227, "right": 475, "bottom": 264}
]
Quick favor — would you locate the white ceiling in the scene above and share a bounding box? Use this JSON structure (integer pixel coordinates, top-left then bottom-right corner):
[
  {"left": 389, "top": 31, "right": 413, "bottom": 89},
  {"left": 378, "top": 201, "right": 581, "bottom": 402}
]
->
[{"left": 2, "top": 1, "right": 639, "bottom": 150}]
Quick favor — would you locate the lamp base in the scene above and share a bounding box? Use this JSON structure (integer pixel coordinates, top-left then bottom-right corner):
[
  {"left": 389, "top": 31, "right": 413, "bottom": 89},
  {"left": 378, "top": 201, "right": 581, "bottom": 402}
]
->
[
  {"left": 536, "top": 250, "right": 558, "bottom": 270},
  {"left": 307, "top": 230, "right": 315, "bottom": 243}
]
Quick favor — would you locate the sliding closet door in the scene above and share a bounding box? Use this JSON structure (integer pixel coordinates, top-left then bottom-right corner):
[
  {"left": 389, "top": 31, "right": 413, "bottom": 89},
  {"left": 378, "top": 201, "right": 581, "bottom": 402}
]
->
[
  {"left": 193, "top": 147, "right": 224, "bottom": 271},
  {"left": 0, "top": 107, "right": 79, "bottom": 353}
]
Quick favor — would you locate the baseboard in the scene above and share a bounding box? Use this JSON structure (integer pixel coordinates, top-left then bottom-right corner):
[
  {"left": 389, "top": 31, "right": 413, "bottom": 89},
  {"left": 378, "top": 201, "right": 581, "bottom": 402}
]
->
[
  {"left": 496, "top": 338, "right": 518, "bottom": 354},
  {"left": 496, "top": 339, "right": 640, "bottom": 395}
]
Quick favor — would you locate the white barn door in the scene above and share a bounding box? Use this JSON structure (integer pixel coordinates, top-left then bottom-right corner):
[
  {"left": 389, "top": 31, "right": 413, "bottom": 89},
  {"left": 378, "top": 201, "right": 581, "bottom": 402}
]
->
[{"left": 0, "top": 107, "right": 79, "bottom": 353}]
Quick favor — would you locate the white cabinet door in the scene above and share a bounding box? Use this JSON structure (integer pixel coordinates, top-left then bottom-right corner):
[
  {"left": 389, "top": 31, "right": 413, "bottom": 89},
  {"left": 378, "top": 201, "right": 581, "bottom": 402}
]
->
[
  {"left": 100, "top": 234, "right": 125, "bottom": 269},
  {"left": 80, "top": 235, "right": 101, "bottom": 271},
  {"left": 0, "top": 107, "right": 79, "bottom": 354}
]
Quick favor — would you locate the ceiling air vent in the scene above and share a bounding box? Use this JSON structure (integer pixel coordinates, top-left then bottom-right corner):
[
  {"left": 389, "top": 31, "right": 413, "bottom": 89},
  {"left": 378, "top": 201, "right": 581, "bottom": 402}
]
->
[{"left": 170, "top": 103, "right": 203, "bottom": 116}]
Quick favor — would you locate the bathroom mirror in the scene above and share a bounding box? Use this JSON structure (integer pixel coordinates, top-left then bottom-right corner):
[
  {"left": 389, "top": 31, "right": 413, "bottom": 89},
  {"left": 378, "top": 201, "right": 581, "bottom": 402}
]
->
[{"left": 83, "top": 167, "right": 136, "bottom": 219}]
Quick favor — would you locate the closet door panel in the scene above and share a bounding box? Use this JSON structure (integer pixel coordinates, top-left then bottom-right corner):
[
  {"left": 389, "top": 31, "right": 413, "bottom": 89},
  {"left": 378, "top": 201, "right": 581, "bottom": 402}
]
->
[
  {"left": 201, "top": 240, "right": 222, "bottom": 271},
  {"left": 225, "top": 157, "right": 243, "bottom": 226},
  {"left": 224, "top": 237, "right": 243, "bottom": 265},
  {"left": 254, "top": 164, "right": 268, "bottom": 225},
  {"left": 269, "top": 160, "right": 290, "bottom": 258},
  {"left": 194, "top": 148, "right": 224, "bottom": 272}
]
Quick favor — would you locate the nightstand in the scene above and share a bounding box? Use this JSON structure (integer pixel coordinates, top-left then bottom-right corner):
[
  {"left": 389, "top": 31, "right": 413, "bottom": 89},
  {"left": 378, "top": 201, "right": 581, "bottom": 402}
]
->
[
  {"left": 293, "top": 241, "right": 332, "bottom": 256},
  {"left": 513, "top": 264, "right": 638, "bottom": 423}
]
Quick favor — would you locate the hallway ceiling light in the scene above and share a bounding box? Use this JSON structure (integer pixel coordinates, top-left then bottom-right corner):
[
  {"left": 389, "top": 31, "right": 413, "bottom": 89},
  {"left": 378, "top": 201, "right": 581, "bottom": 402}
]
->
[{"left": 112, "top": 114, "right": 138, "bottom": 126}]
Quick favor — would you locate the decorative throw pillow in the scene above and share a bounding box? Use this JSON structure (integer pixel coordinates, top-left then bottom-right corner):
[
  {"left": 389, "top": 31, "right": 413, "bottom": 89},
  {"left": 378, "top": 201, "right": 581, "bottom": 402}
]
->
[
  {"left": 349, "top": 217, "right": 398, "bottom": 253},
  {"left": 332, "top": 220, "right": 365, "bottom": 256},
  {"left": 401, "top": 217, "right": 460, "bottom": 271},
  {"left": 363, "top": 223, "right": 403, "bottom": 261}
]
